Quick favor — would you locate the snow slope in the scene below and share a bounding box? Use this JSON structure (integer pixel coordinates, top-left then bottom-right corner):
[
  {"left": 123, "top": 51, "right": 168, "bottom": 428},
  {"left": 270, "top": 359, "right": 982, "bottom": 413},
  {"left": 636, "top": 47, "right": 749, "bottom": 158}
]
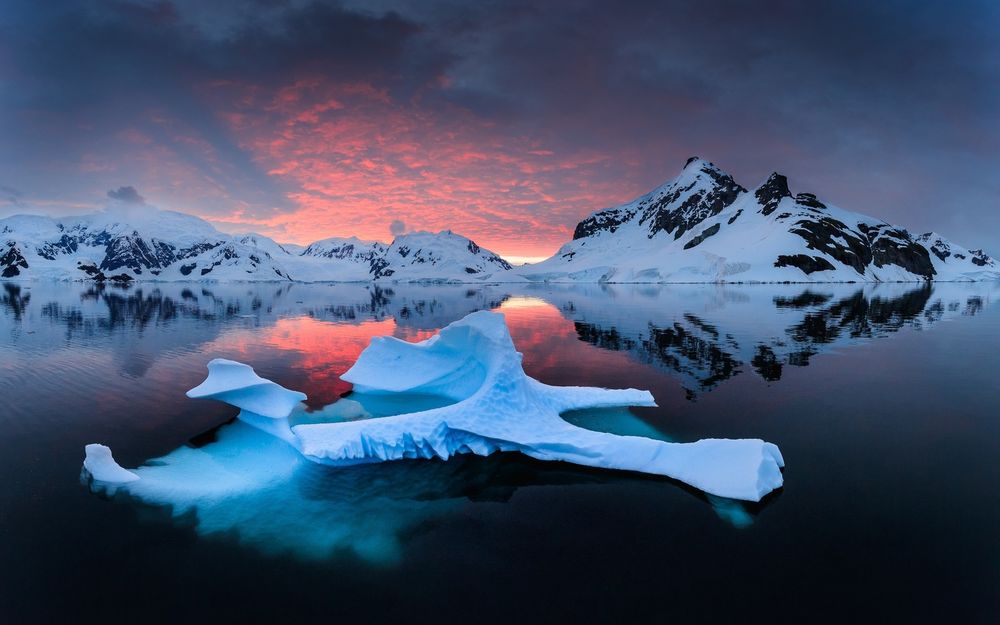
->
[
  {"left": 517, "top": 158, "right": 1000, "bottom": 283},
  {"left": 83, "top": 311, "right": 785, "bottom": 501}
]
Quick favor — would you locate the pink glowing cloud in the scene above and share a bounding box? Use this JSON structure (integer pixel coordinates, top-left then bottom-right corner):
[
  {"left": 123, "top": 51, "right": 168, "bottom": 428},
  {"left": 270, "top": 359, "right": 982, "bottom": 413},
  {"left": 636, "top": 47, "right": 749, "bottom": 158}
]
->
[{"left": 201, "top": 77, "right": 653, "bottom": 258}]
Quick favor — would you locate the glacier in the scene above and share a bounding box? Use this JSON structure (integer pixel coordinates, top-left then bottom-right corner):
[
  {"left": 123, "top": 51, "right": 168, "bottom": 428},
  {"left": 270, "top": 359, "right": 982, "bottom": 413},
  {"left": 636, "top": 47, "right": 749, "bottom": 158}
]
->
[{"left": 84, "top": 310, "right": 784, "bottom": 502}]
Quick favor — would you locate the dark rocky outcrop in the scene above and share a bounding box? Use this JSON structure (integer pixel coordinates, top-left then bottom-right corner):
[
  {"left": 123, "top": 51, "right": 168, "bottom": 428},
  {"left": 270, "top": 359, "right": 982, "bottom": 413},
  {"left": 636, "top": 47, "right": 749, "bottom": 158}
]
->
[
  {"left": 794, "top": 193, "right": 826, "bottom": 210},
  {"left": 641, "top": 162, "right": 745, "bottom": 240},
  {"left": 870, "top": 236, "right": 934, "bottom": 279},
  {"left": 774, "top": 254, "right": 836, "bottom": 274},
  {"left": 370, "top": 257, "right": 393, "bottom": 279},
  {"left": 929, "top": 243, "right": 951, "bottom": 262},
  {"left": 970, "top": 250, "right": 991, "bottom": 267},
  {"left": 755, "top": 173, "right": 791, "bottom": 216},
  {"left": 790, "top": 217, "right": 872, "bottom": 274},
  {"left": 683, "top": 223, "right": 721, "bottom": 250},
  {"left": 36, "top": 234, "right": 79, "bottom": 260},
  {"left": 1, "top": 244, "right": 29, "bottom": 277},
  {"left": 100, "top": 234, "right": 173, "bottom": 274},
  {"left": 573, "top": 207, "right": 632, "bottom": 240}
]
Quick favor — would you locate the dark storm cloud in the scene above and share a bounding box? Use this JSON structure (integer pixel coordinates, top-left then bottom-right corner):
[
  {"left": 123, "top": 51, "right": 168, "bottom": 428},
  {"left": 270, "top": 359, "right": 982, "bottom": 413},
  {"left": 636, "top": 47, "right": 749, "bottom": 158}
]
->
[
  {"left": 107, "top": 186, "right": 146, "bottom": 205},
  {"left": 0, "top": 0, "right": 998, "bottom": 250},
  {"left": 1, "top": 0, "right": 445, "bottom": 109}
]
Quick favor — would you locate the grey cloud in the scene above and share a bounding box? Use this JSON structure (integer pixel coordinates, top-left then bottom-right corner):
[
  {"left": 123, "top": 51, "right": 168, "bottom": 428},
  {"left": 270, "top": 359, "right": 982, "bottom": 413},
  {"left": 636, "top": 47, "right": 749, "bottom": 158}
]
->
[{"left": 107, "top": 186, "right": 145, "bottom": 204}]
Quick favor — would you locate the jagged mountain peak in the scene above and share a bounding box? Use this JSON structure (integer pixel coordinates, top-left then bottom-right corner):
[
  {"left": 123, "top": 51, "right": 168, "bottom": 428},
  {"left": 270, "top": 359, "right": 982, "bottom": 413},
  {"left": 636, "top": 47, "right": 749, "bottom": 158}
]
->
[
  {"left": 572, "top": 157, "right": 746, "bottom": 242},
  {"left": 682, "top": 156, "right": 725, "bottom": 175}
]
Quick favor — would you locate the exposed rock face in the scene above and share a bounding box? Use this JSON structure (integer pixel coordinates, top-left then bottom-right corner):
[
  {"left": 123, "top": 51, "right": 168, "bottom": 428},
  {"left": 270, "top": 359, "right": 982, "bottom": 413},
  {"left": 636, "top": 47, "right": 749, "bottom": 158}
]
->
[
  {"left": 1, "top": 243, "right": 29, "bottom": 277},
  {"left": 789, "top": 216, "right": 872, "bottom": 275},
  {"left": 755, "top": 173, "right": 791, "bottom": 216},
  {"left": 36, "top": 234, "right": 78, "bottom": 259},
  {"left": 865, "top": 226, "right": 934, "bottom": 278},
  {"left": 641, "top": 161, "right": 746, "bottom": 240},
  {"left": 573, "top": 158, "right": 745, "bottom": 242},
  {"left": 970, "top": 249, "right": 992, "bottom": 266},
  {"left": 100, "top": 234, "right": 171, "bottom": 274},
  {"left": 774, "top": 254, "right": 837, "bottom": 274},
  {"left": 683, "top": 223, "right": 721, "bottom": 250},
  {"left": 301, "top": 239, "right": 386, "bottom": 263},
  {"left": 573, "top": 207, "right": 634, "bottom": 240}
]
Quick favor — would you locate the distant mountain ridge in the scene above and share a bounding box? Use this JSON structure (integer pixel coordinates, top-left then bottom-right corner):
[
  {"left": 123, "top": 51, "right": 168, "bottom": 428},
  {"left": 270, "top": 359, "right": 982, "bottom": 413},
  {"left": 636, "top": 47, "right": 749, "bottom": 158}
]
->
[
  {"left": 0, "top": 210, "right": 514, "bottom": 283},
  {"left": 516, "top": 157, "right": 999, "bottom": 283},
  {"left": 2, "top": 158, "right": 997, "bottom": 283}
]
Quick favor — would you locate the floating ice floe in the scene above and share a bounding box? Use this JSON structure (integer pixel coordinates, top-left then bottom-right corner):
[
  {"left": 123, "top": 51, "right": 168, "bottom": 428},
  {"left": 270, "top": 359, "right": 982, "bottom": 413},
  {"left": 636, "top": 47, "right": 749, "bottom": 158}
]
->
[{"left": 83, "top": 310, "right": 784, "bottom": 502}]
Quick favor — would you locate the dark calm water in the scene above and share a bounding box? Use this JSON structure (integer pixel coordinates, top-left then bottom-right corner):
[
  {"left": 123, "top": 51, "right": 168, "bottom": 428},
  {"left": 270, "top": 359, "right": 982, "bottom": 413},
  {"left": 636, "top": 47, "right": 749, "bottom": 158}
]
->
[{"left": 1, "top": 280, "right": 999, "bottom": 624}]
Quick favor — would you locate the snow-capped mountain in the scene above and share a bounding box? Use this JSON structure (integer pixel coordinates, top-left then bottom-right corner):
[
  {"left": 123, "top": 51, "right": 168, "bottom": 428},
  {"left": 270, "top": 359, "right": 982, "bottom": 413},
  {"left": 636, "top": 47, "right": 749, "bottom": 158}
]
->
[
  {"left": 371, "top": 231, "right": 512, "bottom": 280},
  {"left": 0, "top": 210, "right": 513, "bottom": 283},
  {"left": 1, "top": 210, "right": 291, "bottom": 282},
  {"left": 517, "top": 157, "right": 1000, "bottom": 283}
]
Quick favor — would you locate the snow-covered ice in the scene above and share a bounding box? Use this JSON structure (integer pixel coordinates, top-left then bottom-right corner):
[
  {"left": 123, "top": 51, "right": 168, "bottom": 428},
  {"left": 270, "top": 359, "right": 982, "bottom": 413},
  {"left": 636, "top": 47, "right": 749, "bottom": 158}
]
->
[{"left": 85, "top": 310, "right": 784, "bottom": 502}]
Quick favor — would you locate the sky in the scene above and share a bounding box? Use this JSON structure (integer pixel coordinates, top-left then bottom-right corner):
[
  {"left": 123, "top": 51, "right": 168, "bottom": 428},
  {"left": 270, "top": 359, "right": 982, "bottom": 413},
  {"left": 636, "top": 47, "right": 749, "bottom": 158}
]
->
[{"left": 1, "top": 0, "right": 998, "bottom": 262}]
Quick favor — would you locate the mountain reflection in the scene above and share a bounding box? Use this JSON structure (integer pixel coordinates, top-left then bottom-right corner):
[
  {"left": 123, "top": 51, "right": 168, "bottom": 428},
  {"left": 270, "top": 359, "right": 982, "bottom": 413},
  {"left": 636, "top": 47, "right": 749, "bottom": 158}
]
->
[
  {"left": 1, "top": 279, "right": 994, "bottom": 398},
  {"left": 541, "top": 282, "right": 993, "bottom": 397},
  {"left": 1, "top": 283, "right": 30, "bottom": 321}
]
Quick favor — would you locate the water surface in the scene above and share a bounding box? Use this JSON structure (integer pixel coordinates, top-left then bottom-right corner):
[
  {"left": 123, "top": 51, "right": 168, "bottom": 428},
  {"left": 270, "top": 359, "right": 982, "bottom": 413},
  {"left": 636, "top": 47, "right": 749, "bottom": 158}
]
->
[{"left": 1, "top": 280, "right": 998, "bottom": 624}]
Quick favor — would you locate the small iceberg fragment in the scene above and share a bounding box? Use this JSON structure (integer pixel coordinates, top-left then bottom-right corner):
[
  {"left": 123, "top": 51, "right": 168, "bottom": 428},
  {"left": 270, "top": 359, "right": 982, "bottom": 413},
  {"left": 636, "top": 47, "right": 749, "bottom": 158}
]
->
[{"left": 82, "top": 443, "right": 139, "bottom": 484}]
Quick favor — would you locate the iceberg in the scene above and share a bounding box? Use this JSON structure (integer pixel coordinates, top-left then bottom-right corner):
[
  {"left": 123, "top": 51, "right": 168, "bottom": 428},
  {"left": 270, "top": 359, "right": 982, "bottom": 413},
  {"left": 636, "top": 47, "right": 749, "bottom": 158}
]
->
[
  {"left": 294, "top": 311, "right": 784, "bottom": 501},
  {"left": 85, "top": 310, "right": 784, "bottom": 502}
]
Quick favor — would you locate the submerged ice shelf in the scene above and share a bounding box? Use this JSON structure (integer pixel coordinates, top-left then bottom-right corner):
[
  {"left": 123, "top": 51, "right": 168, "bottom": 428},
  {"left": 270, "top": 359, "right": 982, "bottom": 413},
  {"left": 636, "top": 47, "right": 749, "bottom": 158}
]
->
[{"left": 84, "top": 310, "right": 784, "bottom": 502}]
